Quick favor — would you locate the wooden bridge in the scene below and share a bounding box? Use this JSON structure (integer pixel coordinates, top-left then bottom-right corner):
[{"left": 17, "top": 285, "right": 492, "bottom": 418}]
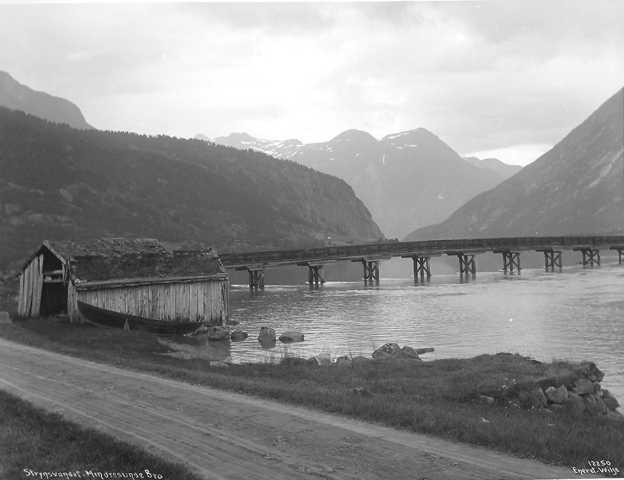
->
[{"left": 219, "top": 235, "right": 624, "bottom": 289}]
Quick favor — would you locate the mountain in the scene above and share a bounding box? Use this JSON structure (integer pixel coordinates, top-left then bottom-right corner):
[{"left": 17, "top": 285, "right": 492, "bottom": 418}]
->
[
  {"left": 464, "top": 156, "right": 522, "bottom": 179},
  {"left": 0, "top": 108, "right": 382, "bottom": 271},
  {"left": 406, "top": 87, "right": 624, "bottom": 240},
  {"left": 0, "top": 71, "right": 92, "bottom": 129},
  {"left": 209, "top": 129, "right": 511, "bottom": 237}
]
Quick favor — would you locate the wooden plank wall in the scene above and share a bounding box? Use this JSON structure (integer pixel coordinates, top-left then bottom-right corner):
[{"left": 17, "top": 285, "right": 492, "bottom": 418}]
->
[
  {"left": 17, "top": 255, "right": 44, "bottom": 317},
  {"left": 76, "top": 279, "right": 229, "bottom": 324}
]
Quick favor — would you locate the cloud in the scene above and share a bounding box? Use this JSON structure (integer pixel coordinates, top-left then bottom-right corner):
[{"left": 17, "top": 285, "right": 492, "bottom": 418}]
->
[{"left": 0, "top": 2, "right": 622, "bottom": 165}]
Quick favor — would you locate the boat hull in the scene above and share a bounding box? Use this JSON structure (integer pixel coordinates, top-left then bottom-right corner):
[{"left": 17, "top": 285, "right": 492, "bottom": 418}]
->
[{"left": 77, "top": 301, "right": 201, "bottom": 335}]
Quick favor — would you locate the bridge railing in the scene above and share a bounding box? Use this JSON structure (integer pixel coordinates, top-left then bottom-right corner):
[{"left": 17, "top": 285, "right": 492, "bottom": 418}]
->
[{"left": 220, "top": 235, "right": 624, "bottom": 267}]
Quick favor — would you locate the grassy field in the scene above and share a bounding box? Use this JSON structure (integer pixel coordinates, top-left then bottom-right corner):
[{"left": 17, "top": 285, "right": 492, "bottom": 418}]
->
[
  {"left": 1, "top": 316, "right": 623, "bottom": 472},
  {"left": 0, "top": 388, "right": 202, "bottom": 480}
]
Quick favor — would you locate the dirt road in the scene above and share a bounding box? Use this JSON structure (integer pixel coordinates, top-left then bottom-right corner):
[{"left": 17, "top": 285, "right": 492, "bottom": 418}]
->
[{"left": 0, "top": 338, "right": 572, "bottom": 480}]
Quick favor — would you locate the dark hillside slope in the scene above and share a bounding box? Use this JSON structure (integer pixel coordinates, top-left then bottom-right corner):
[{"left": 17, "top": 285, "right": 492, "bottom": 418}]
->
[
  {"left": 0, "top": 108, "right": 382, "bottom": 271},
  {"left": 0, "top": 71, "right": 92, "bottom": 129},
  {"left": 407, "top": 87, "right": 624, "bottom": 240}
]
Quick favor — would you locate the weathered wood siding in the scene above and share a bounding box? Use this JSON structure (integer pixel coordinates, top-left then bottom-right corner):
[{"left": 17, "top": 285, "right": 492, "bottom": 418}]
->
[
  {"left": 70, "top": 279, "right": 229, "bottom": 324},
  {"left": 17, "top": 254, "right": 44, "bottom": 317}
]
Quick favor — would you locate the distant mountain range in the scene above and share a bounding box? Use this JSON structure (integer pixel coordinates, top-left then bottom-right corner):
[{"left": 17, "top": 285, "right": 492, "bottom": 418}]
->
[
  {"left": 206, "top": 129, "right": 521, "bottom": 237},
  {"left": 407, "top": 87, "right": 624, "bottom": 240},
  {"left": 0, "top": 107, "right": 382, "bottom": 272},
  {"left": 0, "top": 71, "right": 92, "bottom": 129}
]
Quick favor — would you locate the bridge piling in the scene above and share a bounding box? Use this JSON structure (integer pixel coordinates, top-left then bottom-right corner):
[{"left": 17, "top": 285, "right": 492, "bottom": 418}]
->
[
  {"left": 456, "top": 253, "right": 476, "bottom": 278},
  {"left": 538, "top": 249, "right": 562, "bottom": 272},
  {"left": 610, "top": 247, "right": 623, "bottom": 264},
  {"left": 362, "top": 260, "right": 380, "bottom": 285},
  {"left": 500, "top": 251, "right": 521, "bottom": 274},
  {"left": 307, "top": 265, "right": 325, "bottom": 287},
  {"left": 247, "top": 268, "right": 265, "bottom": 290},
  {"left": 411, "top": 256, "right": 431, "bottom": 283},
  {"left": 574, "top": 248, "right": 600, "bottom": 267}
]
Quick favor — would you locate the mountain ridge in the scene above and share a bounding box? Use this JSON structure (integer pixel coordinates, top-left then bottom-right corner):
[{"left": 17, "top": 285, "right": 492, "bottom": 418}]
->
[
  {"left": 406, "top": 87, "right": 624, "bottom": 240},
  {"left": 207, "top": 128, "right": 521, "bottom": 237}
]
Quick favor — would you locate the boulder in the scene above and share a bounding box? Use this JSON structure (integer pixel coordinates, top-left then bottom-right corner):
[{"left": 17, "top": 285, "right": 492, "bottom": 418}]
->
[
  {"left": 0, "top": 311, "right": 11, "bottom": 324},
  {"left": 584, "top": 393, "right": 608, "bottom": 416},
  {"left": 372, "top": 343, "right": 401, "bottom": 360},
  {"left": 573, "top": 378, "right": 598, "bottom": 395},
  {"left": 279, "top": 331, "right": 304, "bottom": 343},
  {"left": 415, "top": 347, "right": 435, "bottom": 355},
  {"left": 601, "top": 389, "right": 620, "bottom": 411},
  {"left": 334, "top": 356, "right": 352, "bottom": 368},
  {"left": 529, "top": 387, "right": 548, "bottom": 409},
  {"left": 545, "top": 385, "right": 568, "bottom": 404},
  {"left": 564, "top": 392, "right": 586, "bottom": 416},
  {"left": 398, "top": 346, "right": 421, "bottom": 360},
  {"left": 206, "top": 326, "right": 230, "bottom": 341},
  {"left": 478, "top": 395, "right": 495, "bottom": 405},
  {"left": 258, "top": 326, "right": 276, "bottom": 341},
  {"left": 575, "top": 361, "right": 604, "bottom": 383},
  {"left": 230, "top": 330, "right": 248, "bottom": 341}
]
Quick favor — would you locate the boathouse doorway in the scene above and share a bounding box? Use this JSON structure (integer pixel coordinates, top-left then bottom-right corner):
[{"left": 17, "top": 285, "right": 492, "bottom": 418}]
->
[{"left": 18, "top": 245, "right": 68, "bottom": 317}]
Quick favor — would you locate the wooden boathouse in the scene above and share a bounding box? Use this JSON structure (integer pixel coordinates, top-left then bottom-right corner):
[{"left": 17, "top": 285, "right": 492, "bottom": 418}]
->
[{"left": 17, "top": 238, "right": 230, "bottom": 325}]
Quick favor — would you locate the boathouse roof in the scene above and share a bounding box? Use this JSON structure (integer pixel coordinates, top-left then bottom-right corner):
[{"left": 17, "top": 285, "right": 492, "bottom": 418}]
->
[{"left": 27, "top": 238, "right": 226, "bottom": 285}]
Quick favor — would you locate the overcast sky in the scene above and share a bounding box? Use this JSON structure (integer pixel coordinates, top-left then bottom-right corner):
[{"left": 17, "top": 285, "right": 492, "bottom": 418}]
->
[{"left": 1, "top": 1, "right": 623, "bottom": 166}]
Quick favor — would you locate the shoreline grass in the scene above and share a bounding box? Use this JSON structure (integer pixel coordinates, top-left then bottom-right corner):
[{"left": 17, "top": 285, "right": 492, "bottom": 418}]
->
[
  {"left": 0, "top": 388, "right": 202, "bottom": 480},
  {"left": 1, "top": 316, "right": 623, "bottom": 472}
]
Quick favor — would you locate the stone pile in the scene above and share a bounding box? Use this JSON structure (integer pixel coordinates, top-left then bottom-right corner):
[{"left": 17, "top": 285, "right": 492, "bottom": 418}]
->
[
  {"left": 484, "top": 361, "right": 622, "bottom": 421},
  {"left": 372, "top": 343, "right": 434, "bottom": 361}
]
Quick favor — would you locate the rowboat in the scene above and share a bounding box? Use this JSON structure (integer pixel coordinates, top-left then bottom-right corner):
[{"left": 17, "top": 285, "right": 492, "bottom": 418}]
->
[{"left": 77, "top": 301, "right": 202, "bottom": 335}]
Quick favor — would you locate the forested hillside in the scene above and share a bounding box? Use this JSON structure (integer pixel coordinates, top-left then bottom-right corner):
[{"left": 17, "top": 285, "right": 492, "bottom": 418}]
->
[{"left": 0, "top": 108, "right": 382, "bottom": 272}]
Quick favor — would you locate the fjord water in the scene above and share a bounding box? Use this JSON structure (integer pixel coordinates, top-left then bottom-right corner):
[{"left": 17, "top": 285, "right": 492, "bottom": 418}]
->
[{"left": 224, "top": 263, "right": 624, "bottom": 400}]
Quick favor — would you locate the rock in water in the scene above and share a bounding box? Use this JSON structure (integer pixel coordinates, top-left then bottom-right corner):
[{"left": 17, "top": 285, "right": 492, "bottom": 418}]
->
[
  {"left": 206, "top": 326, "right": 230, "bottom": 341},
  {"left": 230, "top": 330, "right": 248, "bottom": 341},
  {"left": 415, "top": 347, "right": 435, "bottom": 355},
  {"left": 545, "top": 385, "right": 568, "bottom": 404},
  {"left": 279, "top": 331, "right": 304, "bottom": 343},
  {"left": 258, "top": 326, "right": 276, "bottom": 341},
  {"left": 372, "top": 343, "right": 401, "bottom": 360}
]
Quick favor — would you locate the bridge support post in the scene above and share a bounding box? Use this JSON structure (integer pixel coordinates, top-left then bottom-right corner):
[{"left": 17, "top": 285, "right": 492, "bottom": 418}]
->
[
  {"left": 411, "top": 256, "right": 431, "bottom": 283},
  {"left": 457, "top": 253, "right": 476, "bottom": 278},
  {"left": 575, "top": 248, "right": 600, "bottom": 267},
  {"left": 307, "top": 265, "right": 325, "bottom": 287},
  {"left": 610, "top": 247, "right": 623, "bottom": 265},
  {"left": 247, "top": 268, "right": 265, "bottom": 290},
  {"left": 500, "top": 251, "right": 521, "bottom": 274},
  {"left": 362, "top": 260, "right": 380, "bottom": 285},
  {"left": 538, "top": 249, "right": 562, "bottom": 272}
]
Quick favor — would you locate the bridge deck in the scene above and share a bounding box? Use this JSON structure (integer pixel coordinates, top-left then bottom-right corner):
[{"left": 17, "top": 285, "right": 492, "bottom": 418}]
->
[{"left": 220, "top": 235, "right": 624, "bottom": 269}]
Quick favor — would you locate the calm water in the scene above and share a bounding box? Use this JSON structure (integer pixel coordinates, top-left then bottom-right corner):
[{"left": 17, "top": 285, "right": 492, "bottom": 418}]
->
[{"left": 170, "top": 264, "right": 624, "bottom": 400}]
